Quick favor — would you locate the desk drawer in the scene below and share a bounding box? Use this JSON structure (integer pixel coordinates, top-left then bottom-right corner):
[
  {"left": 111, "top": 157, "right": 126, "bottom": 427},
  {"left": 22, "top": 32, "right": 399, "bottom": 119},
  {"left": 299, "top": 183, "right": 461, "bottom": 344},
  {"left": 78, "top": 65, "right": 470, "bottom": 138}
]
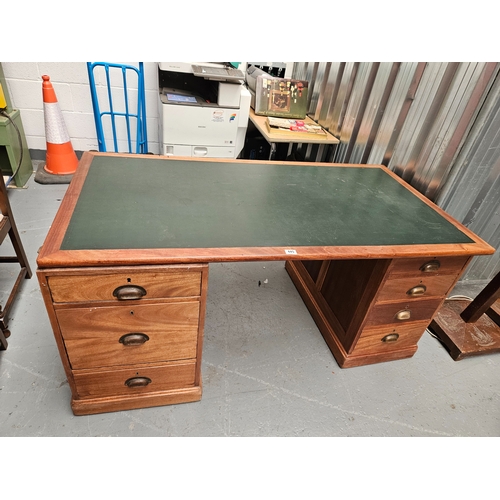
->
[
  {"left": 352, "top": 321, "right": 429, "bottom": 356},
  {"left": 48, "top": 268, "right": 202, "bottom": 303},
  {"left": 375, "top": 274, "right": 458, "bottom": 303},
  {"left": 387, "top": 256, "right": 468, "bottom": 277},
  {"left": 73, "top": 360, "right": 197, "bottom": 399},
  {"left": 56, "top": 301, "right": 200, "bottom": 369},
  {"left": 364, "top": 297, "right": 443, "bottom": 327}
]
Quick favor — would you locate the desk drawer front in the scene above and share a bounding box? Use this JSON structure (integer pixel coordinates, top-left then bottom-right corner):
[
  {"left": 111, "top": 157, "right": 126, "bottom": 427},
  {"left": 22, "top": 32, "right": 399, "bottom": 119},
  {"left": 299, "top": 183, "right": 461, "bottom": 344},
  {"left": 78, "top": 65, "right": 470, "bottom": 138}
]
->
[
  {"left": 375, "top": 274, "right": 458, "bottom": 303},
  {"left": 364, "top": 298, "right": 443, "bottom": 327},
  {"left": 48, "top": 270, "right": 202, "bottom": 303},
  {"left": 352, "top": 321, "right": 429, "bottom": 356},
  {"left": 56, "top": 302, "right": 200, "bottom": 369},
  {"left": 73, "top": 361, "right": 197, "bottom": 399},
  {"left": 387, "top": 256, "right": 468, "bottom": 277}
]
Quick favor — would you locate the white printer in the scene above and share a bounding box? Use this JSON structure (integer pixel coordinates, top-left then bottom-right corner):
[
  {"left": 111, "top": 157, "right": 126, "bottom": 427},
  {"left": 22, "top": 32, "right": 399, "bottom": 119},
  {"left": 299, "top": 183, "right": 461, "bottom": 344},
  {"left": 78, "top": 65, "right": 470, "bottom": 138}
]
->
[{"left": 158, "top": 62, "right": 251, "bottom": 158}]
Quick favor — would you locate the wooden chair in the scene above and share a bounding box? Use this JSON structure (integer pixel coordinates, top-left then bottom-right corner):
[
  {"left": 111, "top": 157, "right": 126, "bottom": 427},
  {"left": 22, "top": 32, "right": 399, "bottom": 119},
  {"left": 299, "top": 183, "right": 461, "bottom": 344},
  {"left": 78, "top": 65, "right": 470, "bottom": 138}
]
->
[{"left": 0, "top": 170, "right": 32, "bottom": 349}]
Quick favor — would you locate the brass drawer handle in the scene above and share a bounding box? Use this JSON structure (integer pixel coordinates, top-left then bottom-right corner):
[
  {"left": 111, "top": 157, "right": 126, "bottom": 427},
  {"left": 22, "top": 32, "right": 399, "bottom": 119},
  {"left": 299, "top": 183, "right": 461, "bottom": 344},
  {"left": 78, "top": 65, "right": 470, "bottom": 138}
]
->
[
  {"left": 119, "top": 333, "right": 150, "bottom": 346},
  {"left": 382, "top": 333, "right": 399, "bottom": 343},
  {"left": 125, "top": 377, "right": 152, "bottom": 388},
  {"left": 407, "top": 285, "right": 427, "bottom": 296},
  {"left": 113, "top": 284, "right": 147, "bottom": 300},
  {"left": 395, "top": 309, "right": 411, "bottom": 321},
  {"left": 419, "top": 260, "right": 440, "bottom": 272}
]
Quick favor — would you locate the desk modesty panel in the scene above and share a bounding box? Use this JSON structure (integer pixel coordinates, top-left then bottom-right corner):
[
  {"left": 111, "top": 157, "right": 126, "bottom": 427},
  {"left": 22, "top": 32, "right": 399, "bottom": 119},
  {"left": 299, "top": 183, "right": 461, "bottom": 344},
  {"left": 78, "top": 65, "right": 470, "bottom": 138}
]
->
[{"left": 36, "top": 152, "right": 494, "bottom": 415}]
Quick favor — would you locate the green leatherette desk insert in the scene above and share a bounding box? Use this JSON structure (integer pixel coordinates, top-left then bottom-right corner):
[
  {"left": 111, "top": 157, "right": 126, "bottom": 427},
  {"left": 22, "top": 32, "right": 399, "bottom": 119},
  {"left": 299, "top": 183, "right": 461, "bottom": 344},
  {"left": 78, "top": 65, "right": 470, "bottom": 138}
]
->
[{"left": 37, "top": 152, "right": 494, "bottom": 415}]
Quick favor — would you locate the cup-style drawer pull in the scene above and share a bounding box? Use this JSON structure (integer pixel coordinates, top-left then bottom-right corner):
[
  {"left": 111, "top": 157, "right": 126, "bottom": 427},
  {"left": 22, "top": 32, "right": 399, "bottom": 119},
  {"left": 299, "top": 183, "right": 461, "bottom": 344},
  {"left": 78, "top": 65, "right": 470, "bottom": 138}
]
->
[
  {"left": 119, "top": 333, "right": 150, "bottom": 346},
  {"left": 419, "top": 260, "right": 440, "bottom": 272},
  {"left": 395, "top": 309, "right": 411, "bottom": 320},
  {"left": 113, "top": 284, "right": 147, "bottom": 300},
  {"left": 407, "top": 285, "right": 427, "bottom": 296},
  {"left": 382, "top": 333, "right": 399, "bottom": 343},
  {"left": 125, "top": 377, "right": 152, "bottom": 388}
]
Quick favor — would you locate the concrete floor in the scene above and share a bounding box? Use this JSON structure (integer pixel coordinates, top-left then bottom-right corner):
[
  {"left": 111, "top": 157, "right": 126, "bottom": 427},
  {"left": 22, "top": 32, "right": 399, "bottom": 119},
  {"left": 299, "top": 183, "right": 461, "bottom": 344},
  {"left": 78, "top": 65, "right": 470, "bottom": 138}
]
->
[{"left": 1, "top": 167, "right": 499, "bottom": 438}]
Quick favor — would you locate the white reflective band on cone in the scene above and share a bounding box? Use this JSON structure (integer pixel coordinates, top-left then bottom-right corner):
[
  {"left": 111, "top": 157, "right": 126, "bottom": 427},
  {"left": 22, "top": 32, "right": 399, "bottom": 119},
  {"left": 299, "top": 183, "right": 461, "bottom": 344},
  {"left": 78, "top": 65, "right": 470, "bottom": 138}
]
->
[{"left": 44, "top": 102, "right": 71, "bottom": 144}]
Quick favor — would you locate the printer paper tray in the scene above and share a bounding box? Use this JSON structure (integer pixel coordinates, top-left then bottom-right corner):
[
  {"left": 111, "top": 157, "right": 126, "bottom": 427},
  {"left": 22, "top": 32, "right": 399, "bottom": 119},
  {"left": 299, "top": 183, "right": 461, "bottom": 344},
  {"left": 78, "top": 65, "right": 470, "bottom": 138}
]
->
[{"left": 163, "top": 144, "right": 236, "bottom": 158}]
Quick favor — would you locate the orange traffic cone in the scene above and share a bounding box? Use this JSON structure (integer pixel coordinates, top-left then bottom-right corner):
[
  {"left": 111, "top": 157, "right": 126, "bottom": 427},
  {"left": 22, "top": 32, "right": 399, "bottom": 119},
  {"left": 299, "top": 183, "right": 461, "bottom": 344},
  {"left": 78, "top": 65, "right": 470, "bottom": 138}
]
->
[{"left": 42, "top": 75, "right": 78, "bottom": 175}]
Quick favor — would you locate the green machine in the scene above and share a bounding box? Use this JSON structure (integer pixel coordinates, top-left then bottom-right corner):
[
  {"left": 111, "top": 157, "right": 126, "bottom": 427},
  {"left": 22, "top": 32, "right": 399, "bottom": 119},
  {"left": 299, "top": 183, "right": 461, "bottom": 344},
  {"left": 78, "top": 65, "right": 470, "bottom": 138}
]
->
[{"left": 0, "top": 63, "right": 33, "bottom": 187}]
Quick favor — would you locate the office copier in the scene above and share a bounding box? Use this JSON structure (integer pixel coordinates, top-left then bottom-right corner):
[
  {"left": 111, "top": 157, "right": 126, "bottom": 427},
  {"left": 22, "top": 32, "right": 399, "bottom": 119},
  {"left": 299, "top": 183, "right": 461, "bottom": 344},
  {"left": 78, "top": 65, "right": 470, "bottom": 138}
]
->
[{"left": 158, "top": 62, "right": 251, "bottom": 158}]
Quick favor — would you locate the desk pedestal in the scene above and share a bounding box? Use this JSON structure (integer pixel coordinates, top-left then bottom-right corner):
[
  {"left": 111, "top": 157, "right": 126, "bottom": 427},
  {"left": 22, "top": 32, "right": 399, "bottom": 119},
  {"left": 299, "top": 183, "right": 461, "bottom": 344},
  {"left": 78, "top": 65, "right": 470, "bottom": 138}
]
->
[
  {"left": 37, "top": 264, "right": 208, "bottom": 415},
  {"left": 286, "top": 256, "right": 470, "bottom": 367}
]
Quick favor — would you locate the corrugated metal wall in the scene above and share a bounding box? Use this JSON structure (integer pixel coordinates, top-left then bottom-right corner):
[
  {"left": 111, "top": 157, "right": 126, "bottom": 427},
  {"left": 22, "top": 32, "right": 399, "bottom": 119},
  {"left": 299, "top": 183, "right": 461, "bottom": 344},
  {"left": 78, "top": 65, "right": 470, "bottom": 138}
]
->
[{"left": 292, "top": 62, "right": 500, "bottom": 283}]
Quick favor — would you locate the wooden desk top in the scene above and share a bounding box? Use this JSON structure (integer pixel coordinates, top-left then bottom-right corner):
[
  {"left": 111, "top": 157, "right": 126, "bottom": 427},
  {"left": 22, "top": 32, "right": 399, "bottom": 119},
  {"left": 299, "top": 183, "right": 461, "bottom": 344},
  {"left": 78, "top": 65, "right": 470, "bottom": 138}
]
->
[
  {"left": 249, "top": 108, "right": 339, "bottom": 145},
  {"left": 36, "top": 152, "right": 494, "bottom": 268}
]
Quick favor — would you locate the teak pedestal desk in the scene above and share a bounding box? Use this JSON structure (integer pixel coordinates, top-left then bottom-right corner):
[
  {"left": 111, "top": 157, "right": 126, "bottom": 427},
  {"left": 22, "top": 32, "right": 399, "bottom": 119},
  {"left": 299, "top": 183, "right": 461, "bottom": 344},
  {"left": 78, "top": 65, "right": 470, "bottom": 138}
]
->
[{"left": 36, "top": 152, "right": 494, "bottom": 415}]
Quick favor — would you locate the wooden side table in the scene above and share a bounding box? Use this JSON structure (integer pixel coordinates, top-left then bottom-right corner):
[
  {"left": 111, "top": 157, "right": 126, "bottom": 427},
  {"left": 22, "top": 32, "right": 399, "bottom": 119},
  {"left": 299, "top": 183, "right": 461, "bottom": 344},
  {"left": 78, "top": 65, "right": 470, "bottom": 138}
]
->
[{"left": 248, "top": 108, "right": 339, "bottom": 161}]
